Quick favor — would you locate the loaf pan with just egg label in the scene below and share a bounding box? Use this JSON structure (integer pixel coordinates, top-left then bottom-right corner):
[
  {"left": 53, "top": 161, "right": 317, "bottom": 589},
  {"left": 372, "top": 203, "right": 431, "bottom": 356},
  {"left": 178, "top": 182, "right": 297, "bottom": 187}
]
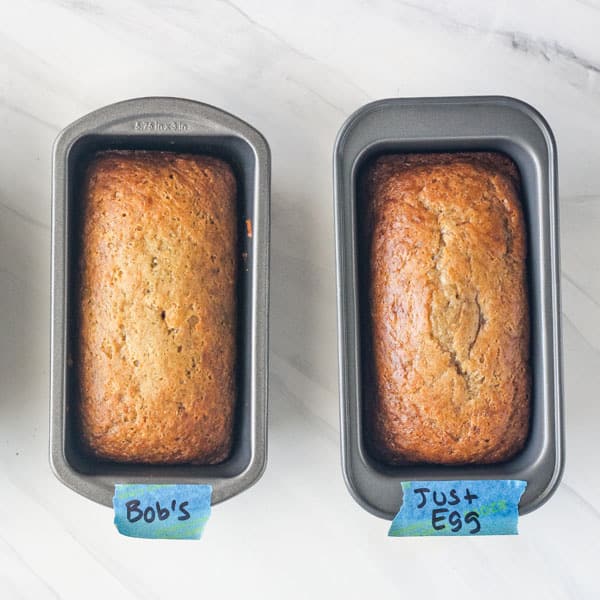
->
[{"left": 333, "top": 96, "right": 564, "bottom": 519}]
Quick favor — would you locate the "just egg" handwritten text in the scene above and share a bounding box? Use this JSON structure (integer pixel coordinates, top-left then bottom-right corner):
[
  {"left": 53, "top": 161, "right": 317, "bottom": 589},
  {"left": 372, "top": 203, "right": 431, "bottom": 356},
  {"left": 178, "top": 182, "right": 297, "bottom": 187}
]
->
[{"left": 412, "top": 486, "right": 481, "bottom": 534}]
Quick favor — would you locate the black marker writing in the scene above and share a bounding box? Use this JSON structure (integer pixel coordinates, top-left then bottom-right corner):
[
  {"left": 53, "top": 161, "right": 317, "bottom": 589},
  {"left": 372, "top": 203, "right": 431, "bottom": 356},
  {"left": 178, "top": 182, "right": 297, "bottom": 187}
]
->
[
  {"left": 178, "top": 501, "right": 191, "bottom": 521},
  {"left": 125, "top": 499, "right": 192, "bottom": 524},
  {"left": 412, "top": 486, "right": 483, "bottom": 534}
]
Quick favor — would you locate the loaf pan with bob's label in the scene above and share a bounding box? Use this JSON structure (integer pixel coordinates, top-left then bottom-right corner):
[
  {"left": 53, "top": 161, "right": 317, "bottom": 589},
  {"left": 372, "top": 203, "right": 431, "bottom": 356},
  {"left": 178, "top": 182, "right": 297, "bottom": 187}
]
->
[{"left": 51, "top": 97, "right": 270, "bottom": 507}]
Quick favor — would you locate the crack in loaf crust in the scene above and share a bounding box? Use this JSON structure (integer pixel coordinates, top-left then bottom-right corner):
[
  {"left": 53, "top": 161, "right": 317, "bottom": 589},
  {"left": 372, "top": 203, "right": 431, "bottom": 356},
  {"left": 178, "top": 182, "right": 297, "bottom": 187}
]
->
[
  {"left": 78, "top": 150, "right": 237, "bottom": 464},
  {"left": 362, "top": 153, "right": 530, "bottom": 465}
]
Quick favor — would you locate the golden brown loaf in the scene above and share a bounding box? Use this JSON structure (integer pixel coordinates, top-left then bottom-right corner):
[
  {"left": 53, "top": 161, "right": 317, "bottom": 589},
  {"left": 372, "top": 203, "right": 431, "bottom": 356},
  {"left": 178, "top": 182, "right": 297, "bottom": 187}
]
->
[
  {"left": 362, "top": 153, "right": 530, "bottom": 465},
  {"left": 78, "top": 151, "right": 237, "bottom": 464}
]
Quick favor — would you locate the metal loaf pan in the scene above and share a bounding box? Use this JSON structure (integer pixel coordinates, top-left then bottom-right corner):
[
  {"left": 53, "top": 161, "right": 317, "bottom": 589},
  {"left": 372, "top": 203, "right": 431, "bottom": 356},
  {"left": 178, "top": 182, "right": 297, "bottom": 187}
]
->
[
  {"left": 333, "top": 96, "right": 564, "bottom": 519},
  {"left": 51, "top": 97, "right": 270, "bottom": 507}
]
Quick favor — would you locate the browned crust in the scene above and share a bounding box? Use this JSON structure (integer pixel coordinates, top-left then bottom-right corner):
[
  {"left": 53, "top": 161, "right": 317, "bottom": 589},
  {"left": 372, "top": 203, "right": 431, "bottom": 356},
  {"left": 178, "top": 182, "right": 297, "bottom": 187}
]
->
[
  {"left": 362, "top": 152, "right": 530, "bottom": 465},
  {"left": 78, "top": 150, "right": 237, "bottom": 464}
]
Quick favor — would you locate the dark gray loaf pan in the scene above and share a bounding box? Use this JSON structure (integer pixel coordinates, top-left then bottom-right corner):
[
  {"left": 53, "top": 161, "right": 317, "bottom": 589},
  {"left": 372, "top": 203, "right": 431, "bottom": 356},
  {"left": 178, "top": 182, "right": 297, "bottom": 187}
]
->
[
  {"left": 333, "top": 96, "right": 564, "bottom": 519},
  {"left": 51, "top": 97, "right": 270, "bottom": 507}
]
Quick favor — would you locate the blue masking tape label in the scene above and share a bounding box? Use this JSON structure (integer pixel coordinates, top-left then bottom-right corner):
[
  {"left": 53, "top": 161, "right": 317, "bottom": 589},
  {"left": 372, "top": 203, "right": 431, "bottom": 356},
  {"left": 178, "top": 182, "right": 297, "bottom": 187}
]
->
[
  {"left": 388, "top": 480, "right": 527, "bottom": 537},
  {"left": 113, "top": 484, "right": 212, "bottom": 540}
]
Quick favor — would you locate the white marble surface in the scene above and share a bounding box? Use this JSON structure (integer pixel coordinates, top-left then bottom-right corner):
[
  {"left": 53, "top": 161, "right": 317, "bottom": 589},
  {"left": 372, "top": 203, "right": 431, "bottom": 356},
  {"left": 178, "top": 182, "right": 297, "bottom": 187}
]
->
[{"left": 0, "top": 0, "right": 599, "bottom": 598}]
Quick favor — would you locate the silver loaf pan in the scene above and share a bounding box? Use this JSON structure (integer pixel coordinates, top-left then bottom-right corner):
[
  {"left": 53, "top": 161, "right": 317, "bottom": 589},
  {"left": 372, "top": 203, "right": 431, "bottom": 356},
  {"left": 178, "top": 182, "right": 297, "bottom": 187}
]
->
[
  {"left": 51, "top": 97, "right": 270, "bottom": 507},
  {"left": 334, "top": 96, "right": 564, "bottom": 519}
]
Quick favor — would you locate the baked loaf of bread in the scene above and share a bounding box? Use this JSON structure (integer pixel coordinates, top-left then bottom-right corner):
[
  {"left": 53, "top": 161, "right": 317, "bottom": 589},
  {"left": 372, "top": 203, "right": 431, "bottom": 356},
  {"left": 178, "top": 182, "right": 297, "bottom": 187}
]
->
[
  {"left": 78, "top": 151, "right": 237, "bottom": 464},
  {"left": 362, "top": 152, "right": 530, "bottom": 465}
]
